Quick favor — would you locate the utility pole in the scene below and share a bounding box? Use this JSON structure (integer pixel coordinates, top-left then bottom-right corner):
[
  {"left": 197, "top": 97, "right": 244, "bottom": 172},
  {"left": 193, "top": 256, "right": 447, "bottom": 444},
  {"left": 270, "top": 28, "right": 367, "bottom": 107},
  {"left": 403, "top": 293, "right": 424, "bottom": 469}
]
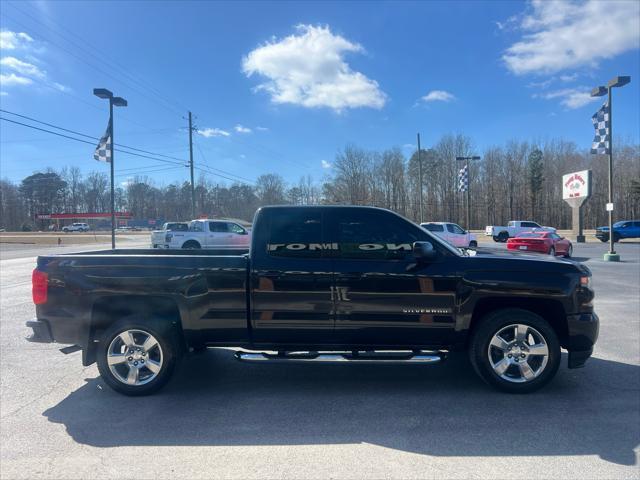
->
[
  {"left": 456, "top": 155, "right": 481, "bottom": 230},
  {"left": 188, "top": 111, "right": 195, "bottom": 219},
  {"left": 417, "top": 133, "right": 423, "bottom": 223}
]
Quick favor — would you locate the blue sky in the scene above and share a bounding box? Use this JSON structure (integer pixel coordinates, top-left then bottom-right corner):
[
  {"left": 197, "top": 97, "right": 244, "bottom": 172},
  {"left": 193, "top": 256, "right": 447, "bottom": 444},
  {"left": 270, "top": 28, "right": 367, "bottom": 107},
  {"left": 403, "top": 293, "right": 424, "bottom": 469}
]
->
[{"left": 1, "top": 0, "right": 638, "bottom": 187}]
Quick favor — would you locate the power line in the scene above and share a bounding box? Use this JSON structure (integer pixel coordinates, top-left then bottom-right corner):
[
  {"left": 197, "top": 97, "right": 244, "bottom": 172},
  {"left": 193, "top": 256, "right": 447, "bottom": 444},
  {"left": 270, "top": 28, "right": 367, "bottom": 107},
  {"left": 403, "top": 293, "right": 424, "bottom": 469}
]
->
[
  {"left": 5, "top": 3, "right": 187, "bottom": 118},
  {"left": 1, "top": 117, "right": 185, "bottom": 167},
  {"left": 193, "top": 165, "right": 254, "bottom": 185},
  {"left": 194, "top": 139, "right": 255, "bottom": 183},
  {"left": 0, "top": 109, "right": 187, "bottom": 165}
]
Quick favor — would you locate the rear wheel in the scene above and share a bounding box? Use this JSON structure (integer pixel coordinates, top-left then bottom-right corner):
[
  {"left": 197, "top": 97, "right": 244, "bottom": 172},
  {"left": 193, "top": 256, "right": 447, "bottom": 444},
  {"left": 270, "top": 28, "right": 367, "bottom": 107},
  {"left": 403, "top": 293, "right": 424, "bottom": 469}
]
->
[
  {"left": 469, "top": 308, "right": 560, "bottom": 393},
  {"left": 613, "top": 233, "right": 621, "bottom": 243},
  {"left": 182, "top": 240, "right": 201, "bottom": 249},
  {"left": 565, "top": 244, "right": 573, "bottom": 258},
  {"left": 498, "top": 231, "right": 509, "bottom": 242},
  {"left": 469, "top": 240, "right": 478, "bottom": 249},
  {"left": 97, "top": 316, "right": 181, "bottom": 396},
  {"left": 492, "top": 236, "right": 500, "bottom": 242},
  {"left": 548, "top": 246, "right": 556, "bottom": 256}
]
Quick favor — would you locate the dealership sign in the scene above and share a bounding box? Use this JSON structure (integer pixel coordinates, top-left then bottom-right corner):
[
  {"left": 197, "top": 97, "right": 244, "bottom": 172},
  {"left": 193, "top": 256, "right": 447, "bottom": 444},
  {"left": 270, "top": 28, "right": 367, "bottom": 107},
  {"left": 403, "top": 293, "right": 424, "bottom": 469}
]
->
[{"left": 562, "top": 170, "right": 591, "bottom": 200}]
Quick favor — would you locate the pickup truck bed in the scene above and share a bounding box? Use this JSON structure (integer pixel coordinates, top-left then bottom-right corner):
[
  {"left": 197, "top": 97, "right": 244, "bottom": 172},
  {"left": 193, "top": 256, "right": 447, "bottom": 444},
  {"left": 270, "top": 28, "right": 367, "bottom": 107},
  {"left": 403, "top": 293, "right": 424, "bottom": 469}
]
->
[{"left": 28, "top": 206, "right": 599, "bottom": 396}]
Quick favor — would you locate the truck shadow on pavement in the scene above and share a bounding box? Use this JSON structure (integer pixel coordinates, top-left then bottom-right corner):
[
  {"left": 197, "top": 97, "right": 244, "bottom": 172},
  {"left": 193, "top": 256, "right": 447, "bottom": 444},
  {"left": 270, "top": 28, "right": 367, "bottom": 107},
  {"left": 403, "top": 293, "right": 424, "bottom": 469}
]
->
[{"left": 43, "top": 351, "right": 639, "bottom": 466}]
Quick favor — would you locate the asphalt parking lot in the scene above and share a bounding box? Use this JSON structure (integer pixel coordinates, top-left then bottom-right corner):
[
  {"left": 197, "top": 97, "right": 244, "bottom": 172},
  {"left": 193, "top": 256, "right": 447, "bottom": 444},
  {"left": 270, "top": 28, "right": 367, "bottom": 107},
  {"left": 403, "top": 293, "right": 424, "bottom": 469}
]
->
[{"left": 1, "top": 240, "right": 638, "bottom": 479}]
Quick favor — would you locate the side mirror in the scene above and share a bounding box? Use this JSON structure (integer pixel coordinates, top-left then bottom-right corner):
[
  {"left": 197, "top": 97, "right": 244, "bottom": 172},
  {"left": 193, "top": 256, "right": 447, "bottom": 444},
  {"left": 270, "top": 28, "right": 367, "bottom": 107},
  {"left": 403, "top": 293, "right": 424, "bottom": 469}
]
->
[{"left": 413, "top": 241, "right": 437, "bottom": 261}]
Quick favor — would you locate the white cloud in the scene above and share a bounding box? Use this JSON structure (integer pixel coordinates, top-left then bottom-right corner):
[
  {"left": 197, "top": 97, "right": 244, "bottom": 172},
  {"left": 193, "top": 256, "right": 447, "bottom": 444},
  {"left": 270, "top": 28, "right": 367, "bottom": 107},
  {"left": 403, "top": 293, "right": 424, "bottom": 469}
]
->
[
  {"left": 503, "top": 0, "right": 640, "bottom": 75},
  {"left": 0, "top": 31, "right": 68, "bottom": 94},
  {"left": 559, "top": 73, "right": 578, "bottom": 82},
  {"left": 0, "top": 72, "right": 33, "bottom": 86},
  {"left": 321, "top": 160, "right": 332, "bottom": 169},
  {"left": 421, "top": 90, "right": 456, "bottom": 103},
  {"left": 0, "top": 31, "right": 33, "bottom": 50},
  {"left": 402, "top": 143, "right": 415, "bottom": 151},
  {"left": 234, "top": 124, "right": 252, "bottom": 134},
  {"left": 1, "top": 56, "right": 45, "bottom": 79},
  {"left": 256, "top": 126, "right": 269, "bottom": 132},
  {"left": 242, "top": 24, "right": 386, "bottom": 112},
  {"left": 0, "top": 91, "right": 8, "bottom": 96},
  {"left": 534, "top": 87, "right": 598, "bottom": 109},
  {"left": 197, "top": 127, "right": 231, "bottom": 138}
]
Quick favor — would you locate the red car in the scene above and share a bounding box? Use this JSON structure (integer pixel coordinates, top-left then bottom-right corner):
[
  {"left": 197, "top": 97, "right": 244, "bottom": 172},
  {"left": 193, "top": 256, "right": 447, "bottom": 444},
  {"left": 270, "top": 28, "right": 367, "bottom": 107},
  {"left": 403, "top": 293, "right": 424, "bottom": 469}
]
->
[{"left": 507, "top": 231, "right": 573, "bottom": 257}]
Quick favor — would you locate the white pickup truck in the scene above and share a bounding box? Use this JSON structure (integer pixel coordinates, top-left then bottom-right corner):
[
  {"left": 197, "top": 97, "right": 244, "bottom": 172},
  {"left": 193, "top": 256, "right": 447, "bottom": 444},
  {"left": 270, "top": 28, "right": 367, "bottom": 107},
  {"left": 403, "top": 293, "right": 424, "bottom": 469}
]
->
[
  {"left": 150, "top": 222, "right": 189, "bottom": 248},
  {"left": 153, "top": 219, "right": 251, "bottom": 249},
  {"left": 485, "top": 220, "right": 555, "bottom": 242}
]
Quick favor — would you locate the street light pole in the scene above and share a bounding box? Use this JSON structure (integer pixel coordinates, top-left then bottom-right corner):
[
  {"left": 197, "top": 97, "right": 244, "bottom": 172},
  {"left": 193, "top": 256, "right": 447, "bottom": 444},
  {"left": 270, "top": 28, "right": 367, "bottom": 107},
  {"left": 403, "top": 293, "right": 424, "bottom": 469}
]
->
[
  {"left": 417, "top": 133, "right": 423, "bottom": 223},
  {"left": 109, "top": 98, "right": 115, "bottom": 249},
  {"left": 94, "top": 88, "right": 127, "bottom": 250},
  {"left": 455, "top": 156, "right": 480, "bottom": 230},
  {"left": 591, "top": 76, "right": 630, "bottom": 262}
]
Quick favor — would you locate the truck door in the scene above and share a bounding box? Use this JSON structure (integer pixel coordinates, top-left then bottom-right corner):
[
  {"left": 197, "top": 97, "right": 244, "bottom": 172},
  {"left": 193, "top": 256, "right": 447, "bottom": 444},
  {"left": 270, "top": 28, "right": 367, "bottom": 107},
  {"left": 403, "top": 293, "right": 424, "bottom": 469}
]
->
[
  {"left": 250, "top": 208, "right": 335, "bottom": 345},
  {"left": 327, "top": 208, "right": 459, "bottom": 347}
]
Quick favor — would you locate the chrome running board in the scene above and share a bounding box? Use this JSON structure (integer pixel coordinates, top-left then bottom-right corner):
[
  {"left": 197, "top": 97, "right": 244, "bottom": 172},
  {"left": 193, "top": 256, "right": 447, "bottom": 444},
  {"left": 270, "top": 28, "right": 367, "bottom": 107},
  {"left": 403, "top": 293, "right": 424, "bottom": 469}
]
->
[{"left": 234, "top": 350, "right": 446, "bottom": 364}]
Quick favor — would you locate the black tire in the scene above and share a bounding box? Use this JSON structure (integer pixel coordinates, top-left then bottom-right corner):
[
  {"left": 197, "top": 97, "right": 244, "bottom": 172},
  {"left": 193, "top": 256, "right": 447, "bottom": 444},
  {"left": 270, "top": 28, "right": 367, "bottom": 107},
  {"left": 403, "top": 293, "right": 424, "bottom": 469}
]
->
[
  {"left": 498, "top": 231, "right": 509, "bottom": 242},
  {"left": 469, "top": 240, "right": 478, "bottom": 248},
  {"left": 564, "top": 244, "right": 573, "bottom": 258},
  {"left": 612, "top": 233, "right": 621, "bottom": 243},
  {"left": 492, "top": 236, "right": 500, "bottom": 242},
  {"left": 549, "top": 246, "right": 556, "bottom": 256},
  {"left": 599, "top": 237, "right": 608, "bottom": 243},
  {"left": 469, "top": 308, "right": 561, "bottom": 393},
  {"left": 182, "top": 240, "right": 201, "bottom": 249},
  {"left": 96, "top": 315, "right": 181, "bottom": 396}
]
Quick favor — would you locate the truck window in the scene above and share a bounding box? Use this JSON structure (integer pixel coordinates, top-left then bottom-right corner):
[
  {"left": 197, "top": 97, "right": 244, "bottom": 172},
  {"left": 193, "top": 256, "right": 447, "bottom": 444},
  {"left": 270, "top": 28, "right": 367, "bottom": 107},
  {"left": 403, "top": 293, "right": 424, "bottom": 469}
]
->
[
  {"left": 268, "top": 210, "right": 323, "bottom": 258},
  {"left": 209, "top": 222, "right": 227, "bottom": 233},
  {"left": 447, "top": 224, "right": 465, "bottom": 234},
  {"left": 228, "top": 223, "right": 245, "bottom": 234},
  {"left": 508, "top": 221, "right": 515, "bottom": 227},
  {"left": 521, "top": 222, "right": 540, "bottom": 228},
  {"left": 423, "top": 224, "right": 444, "bottom": 232},
  {"left": 335, "top": 210, "right": 421, "bottom": 260}
]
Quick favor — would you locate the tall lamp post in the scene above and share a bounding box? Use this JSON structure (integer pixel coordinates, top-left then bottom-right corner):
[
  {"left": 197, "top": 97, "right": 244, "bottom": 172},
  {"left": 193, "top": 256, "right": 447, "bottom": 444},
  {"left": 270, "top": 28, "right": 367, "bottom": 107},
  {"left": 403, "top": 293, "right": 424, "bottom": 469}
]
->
[
  {"left": 591, "top": 76, "right": 630, "bottom": 262},
  {"left": 93, "top": 88, "right": 127, "bottom": 249},
  {"left": 455, "top": 155, "right": 480, "bottom": 231}
]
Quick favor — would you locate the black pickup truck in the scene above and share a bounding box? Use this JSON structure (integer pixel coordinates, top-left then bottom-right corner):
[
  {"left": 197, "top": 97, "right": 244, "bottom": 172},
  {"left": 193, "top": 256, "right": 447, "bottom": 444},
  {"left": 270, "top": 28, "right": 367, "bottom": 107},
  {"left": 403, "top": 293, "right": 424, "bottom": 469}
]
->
[{"left": 28, "top": 205, "right": 598, "bottom": 395}]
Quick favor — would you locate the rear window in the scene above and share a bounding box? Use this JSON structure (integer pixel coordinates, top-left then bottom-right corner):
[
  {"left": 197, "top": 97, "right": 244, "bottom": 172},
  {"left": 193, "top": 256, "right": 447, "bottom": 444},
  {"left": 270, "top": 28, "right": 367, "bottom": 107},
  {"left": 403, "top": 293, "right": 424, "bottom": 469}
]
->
[
  {"left": 422, "top": 223, "right": 444, "bottom": 232},
  {"left": 517, "top": 233, "right": 545, "bottom": 238}
]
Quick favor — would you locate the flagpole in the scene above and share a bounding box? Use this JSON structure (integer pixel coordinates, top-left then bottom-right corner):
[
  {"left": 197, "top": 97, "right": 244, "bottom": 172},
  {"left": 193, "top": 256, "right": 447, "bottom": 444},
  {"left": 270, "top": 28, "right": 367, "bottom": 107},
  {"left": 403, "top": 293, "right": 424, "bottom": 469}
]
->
[{"left": 109, "top": 99, "right": 115, "bottom": 249}]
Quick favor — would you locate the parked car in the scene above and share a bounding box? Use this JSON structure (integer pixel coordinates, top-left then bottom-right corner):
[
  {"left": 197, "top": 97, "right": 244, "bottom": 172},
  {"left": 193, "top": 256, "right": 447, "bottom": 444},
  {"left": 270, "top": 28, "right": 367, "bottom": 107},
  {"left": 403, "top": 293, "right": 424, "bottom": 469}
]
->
[
  {"left": 150, "top": 222, "right": 189, "bottom": 247},
  {"left": 62, "top": 223, "right": 89, "bottom": 233},
  {"left": 595, "top": 220, "right": 640, "bottom": 243},
  {"left": 507, "top": 231, "right": 573, "bottom": 257},
  {"left": 421, "top": 222, "right": 477, "bottom": 248},
  {"left": 485, "top": 220, "right": 555, "bottom": 242},
  {"left": 28, "top": 205, "right": 598, "bottom": 396},
  {"left": 154, "top": 219, "right": 251, "bottom": 249}
]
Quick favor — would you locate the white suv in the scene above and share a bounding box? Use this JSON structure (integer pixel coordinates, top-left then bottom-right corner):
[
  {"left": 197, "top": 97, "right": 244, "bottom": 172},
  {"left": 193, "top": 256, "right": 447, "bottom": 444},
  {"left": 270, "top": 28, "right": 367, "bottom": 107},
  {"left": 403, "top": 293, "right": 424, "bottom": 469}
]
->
[{"left": 62, "top": 223, "right": 90, "bottom": 233}]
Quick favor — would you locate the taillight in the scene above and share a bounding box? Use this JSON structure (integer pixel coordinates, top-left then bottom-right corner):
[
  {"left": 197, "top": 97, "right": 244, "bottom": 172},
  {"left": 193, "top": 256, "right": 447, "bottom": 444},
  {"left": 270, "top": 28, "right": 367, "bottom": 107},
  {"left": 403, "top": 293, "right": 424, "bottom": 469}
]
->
[{"left": 32, "top": 269, "right": 48, "bottom": 305}]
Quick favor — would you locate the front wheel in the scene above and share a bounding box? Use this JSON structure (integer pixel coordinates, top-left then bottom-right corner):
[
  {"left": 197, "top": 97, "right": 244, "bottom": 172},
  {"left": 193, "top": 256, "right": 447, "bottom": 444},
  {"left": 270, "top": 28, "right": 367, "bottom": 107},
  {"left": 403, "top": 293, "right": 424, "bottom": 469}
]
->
[
  {"left": 469, "top": 240, "right": 478, "bottom": 249},
  {"left": 469, "top": 308, "right": 560, "bottom": 393},
  {"left": 96, "top": 316, "right": 180, "bottom": 396},
  {"left": 613, "top": 233, "right": 621, "bottom": 243}
]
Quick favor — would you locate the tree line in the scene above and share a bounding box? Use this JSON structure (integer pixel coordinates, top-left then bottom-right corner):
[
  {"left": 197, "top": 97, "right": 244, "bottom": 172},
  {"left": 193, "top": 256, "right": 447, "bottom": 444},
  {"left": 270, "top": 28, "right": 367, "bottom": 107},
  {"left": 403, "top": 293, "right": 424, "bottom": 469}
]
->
[{"left": 1, "top": 134, "right": 638, "bottom": 231}]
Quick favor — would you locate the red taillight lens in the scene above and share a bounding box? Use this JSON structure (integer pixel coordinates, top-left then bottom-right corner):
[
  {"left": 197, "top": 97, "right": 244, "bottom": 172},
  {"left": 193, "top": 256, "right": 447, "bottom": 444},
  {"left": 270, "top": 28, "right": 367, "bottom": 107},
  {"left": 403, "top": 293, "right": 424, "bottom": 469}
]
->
[{"left": 32, "top": 269, "right": 48, "bottom": 305}]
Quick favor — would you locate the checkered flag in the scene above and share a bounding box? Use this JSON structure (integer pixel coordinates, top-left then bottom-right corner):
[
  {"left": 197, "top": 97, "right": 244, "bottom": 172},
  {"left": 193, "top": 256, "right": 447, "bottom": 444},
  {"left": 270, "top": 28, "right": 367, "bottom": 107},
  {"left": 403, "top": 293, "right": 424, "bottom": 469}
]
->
[
  {"left": 94, "top": 119, "right": 112, "bottom": 162},
  {"left": 590, "top": 102, "right": 610, "bottom": 155},
  {"left": 457, "top": 164, "right": 468, "bottom": 192}
]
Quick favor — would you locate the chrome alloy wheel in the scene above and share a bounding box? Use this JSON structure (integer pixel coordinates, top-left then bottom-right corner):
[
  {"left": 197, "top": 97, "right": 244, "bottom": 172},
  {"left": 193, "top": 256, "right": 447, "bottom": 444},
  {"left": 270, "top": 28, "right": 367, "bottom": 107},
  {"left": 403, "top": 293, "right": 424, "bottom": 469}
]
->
[
  {"left": 107, "top": 329, "right": 163, "bottom": 386},
  {"left": 487, "top": 324, "right": 549, "bottom": 383}
]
